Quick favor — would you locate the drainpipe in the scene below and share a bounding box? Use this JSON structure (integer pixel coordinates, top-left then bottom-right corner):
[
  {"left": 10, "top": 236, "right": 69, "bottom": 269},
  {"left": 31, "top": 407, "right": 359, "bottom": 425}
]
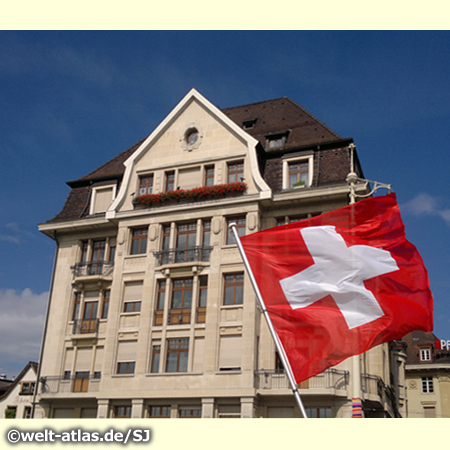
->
[{"left": 31, "top": 230, "right": 59, "bottom": 419}]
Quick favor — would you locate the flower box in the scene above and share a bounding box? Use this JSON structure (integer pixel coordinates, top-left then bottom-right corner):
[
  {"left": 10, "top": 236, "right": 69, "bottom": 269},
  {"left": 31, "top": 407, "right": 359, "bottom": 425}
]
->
[{"left": 132, "top": 182, "right": 247, "bottom": 207}]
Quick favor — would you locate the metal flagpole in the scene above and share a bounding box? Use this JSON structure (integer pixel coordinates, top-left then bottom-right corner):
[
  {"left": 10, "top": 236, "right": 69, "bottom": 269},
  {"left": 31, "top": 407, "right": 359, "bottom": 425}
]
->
[
  {"left": 346, "top": 145, "right": 392, "bottom": 418},
  {"left": 229, "top": 223, "right": 308, "bottom": 418}
]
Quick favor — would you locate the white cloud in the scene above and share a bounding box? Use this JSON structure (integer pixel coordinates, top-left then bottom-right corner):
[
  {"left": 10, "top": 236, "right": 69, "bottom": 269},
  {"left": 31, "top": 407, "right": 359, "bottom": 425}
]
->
[
  {"left": 401, "top": 193, "right": 450, "bottom": 227},
  {"left": 0, "top": 289, "right": 48, "bottom": 377}
]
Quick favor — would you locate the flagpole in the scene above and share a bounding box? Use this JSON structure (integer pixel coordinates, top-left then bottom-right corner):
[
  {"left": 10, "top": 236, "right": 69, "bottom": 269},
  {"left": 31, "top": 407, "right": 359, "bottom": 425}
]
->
[{"left": 229, "top": 223, "right": 308, "bottom": 419}]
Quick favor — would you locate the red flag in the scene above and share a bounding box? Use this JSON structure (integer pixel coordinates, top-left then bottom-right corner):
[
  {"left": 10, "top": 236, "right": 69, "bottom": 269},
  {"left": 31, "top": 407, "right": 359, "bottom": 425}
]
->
[{"left": 240, "top": 193, "right": 433, "bottom": 383}]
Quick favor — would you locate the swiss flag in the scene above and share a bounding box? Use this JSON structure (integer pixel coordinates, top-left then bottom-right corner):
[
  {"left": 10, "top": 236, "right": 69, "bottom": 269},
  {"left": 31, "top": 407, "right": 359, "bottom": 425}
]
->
[{"left": 240, "top": 193, "right": 433, "bottom": 383}]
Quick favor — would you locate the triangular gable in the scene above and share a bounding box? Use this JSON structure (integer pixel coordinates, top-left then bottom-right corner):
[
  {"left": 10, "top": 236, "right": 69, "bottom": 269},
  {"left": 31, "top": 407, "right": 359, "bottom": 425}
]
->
[{"left": 106, "top": 88, "right": 271, "bottom": 219}]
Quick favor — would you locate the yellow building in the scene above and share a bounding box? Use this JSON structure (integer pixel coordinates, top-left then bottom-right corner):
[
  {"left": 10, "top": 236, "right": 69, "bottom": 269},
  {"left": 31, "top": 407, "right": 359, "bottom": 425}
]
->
[
  {"left": 404, "top": 330, "right": 450, "bottom": 418},
  {"left": 37, "top": 89, "right": 404, "bottom": 418}
]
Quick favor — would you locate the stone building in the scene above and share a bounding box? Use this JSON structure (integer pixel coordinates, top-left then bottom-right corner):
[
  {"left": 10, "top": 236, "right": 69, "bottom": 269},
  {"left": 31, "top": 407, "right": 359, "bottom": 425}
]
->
[
  {"left": 403, "top": 330, "right": 450, "bottom": 418},
  {"left": 37, "top": 89, "right": 404, "bottom": 418}
]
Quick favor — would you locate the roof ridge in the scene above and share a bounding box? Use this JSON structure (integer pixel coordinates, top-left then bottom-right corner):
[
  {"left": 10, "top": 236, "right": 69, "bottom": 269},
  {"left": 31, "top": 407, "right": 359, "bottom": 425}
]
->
[{"left": 221, "top": 96, "right": 290, "bottom": 111}]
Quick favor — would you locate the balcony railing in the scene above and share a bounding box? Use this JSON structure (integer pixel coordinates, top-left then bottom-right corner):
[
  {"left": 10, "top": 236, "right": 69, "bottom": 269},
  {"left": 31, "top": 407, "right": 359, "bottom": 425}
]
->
[
  {"left": 40, "top": 374, "right": 101, "bottom": 395},
  {"left": 255, "top": 368, "right": 349, "bottom": 391},
  {"left": 71, "top": 261, "right": 114, "bottom": 278},
  {"left": 154, "top": 246, "right": 212, "bottom": 266},
  {"left": 72, "top": 318, "right": 99, "bottom": 335},
  {"left": 362, "top": 373, "right": 399, "bottom": 415}
]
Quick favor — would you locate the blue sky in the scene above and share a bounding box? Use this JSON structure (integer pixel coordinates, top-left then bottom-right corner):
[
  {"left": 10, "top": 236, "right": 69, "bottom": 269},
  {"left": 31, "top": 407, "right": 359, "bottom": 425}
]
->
[{"left": 1, "top": 31, "right": 449, "bottom": 378}]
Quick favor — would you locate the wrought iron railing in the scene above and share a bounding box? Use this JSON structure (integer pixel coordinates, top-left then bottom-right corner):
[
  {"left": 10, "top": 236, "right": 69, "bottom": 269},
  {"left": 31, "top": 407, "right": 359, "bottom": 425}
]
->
[
  {"left": 255, "top": 368, "right": 349, "bottom": 390},
  {"left": 72, "top": 318, "right": 99, "bottom": 335},
  {"left": 71, "top": 261, "right": 114, "bottom": 278},
  {"left": 39, "top": 374, "right": 101, "bottom": 394},
  {"left": 362, "top": 373, "right": 399, "bottom": 416},
  {"left": 154, "top": 246, "right": 212, "bottom": 266}
]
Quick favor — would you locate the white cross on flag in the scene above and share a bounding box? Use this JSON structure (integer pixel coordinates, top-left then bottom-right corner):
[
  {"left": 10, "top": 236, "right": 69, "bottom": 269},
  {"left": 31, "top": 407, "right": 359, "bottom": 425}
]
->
[{"left": 240, "top": 194, "right": 433, "bottom": 383}]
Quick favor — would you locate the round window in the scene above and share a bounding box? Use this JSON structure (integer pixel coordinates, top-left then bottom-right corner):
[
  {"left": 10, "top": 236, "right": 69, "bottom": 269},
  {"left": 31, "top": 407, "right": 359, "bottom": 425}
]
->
[{"left": 185, "top": 128, "right": 199, "bottom": 146}]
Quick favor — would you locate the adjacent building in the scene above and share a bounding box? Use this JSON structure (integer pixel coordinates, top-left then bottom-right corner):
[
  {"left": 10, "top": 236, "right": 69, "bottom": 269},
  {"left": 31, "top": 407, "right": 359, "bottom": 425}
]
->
[
  {"left": 403, "top": 330, "right": 450, "bottom": 418},
  {"left": 0, "top": 362, "right": 39, "bottom": 419},
  {"left": 37, "top": 89, "right": 404, "bottom": 418}
]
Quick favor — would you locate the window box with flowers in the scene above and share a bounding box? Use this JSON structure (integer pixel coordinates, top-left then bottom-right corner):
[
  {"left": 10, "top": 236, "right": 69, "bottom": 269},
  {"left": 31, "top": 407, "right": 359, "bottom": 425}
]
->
[{"left": 132, "top": 182, "right": 247, "bottom": 207}]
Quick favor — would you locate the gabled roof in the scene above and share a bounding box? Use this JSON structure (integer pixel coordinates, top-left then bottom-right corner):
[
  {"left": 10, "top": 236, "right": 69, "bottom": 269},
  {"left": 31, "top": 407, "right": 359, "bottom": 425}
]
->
[
  {"left": 403, "top": 330, "right": 450, "bottom": 365},
  {"left": 0, "top": 361, "right": 38, "bottom": 401},
  {"left": 45, "top": 92, "right": 351, "bottom": 224}
]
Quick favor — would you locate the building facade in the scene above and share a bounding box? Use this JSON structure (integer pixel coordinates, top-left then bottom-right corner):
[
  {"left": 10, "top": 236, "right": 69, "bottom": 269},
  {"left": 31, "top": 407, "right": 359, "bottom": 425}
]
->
[
  {"left": 403, "top": 330, "right": 450, "bottom": 418},
  {"left": 37, "top": 89, "right": 404, "bottom": 418},
  {"left": 0, "top": 362, "right": 39, "bottom": 419}
]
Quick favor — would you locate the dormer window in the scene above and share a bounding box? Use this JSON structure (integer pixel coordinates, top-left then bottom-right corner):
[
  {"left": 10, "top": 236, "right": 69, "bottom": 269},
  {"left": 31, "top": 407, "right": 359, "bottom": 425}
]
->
[
  {"left": 90, "top": 183, "right": 117, "bottom": 215},
  {"left": 420, "top": 347, "right": 432, "bottom": 362},
  {"left": 266, "top": 132, "right": 289, "bottom": 150},
  {"left": 282, "top": 154, "right": 314, "bottom": 190},
  {"left": 242, "top": 119, "right": 257, "bottom": 130}
]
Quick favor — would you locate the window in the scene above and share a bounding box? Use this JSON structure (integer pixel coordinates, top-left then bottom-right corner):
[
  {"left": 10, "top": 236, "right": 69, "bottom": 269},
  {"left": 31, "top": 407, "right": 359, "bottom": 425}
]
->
[
  {"left": 223, "top": 273, "right": 244, "bottom": 305},
  {"left": 197, "top": 276, "right": 208, "bottom": 323},
  {"left": 267, "top": 136, "right": 284, "bottom": 149},
  {"left": 116, "top": 340, "right": 137, "bottom": 375},
  {"left": 165, "top": 171, "right": 175, "bottom": 192},
  {"left": 154, "top": 280, "right": 166, "bottom": 326},
  {"left": 139, "top": 174, "right": 154, "bottom": 195},
  {"left": 91, "top": 240, "right": 106, "bottom": 263},
  {"left": 242, "top": 119, "right": 257, "bottom": 129},
  {"left": 423, "top": 406, "right": 436, "bottom": 418},
  {"left": 166, "top": 338, "right": 189, "bottom": 372},
  {"left": 101, "top": 290, "right": 110, "bottom": 319},
  {"left": 204, "top": 165, "right": 215, "bottom": 186},
  {"left": 150, "top": 344, "right": 161, "bottom": 373},
  {"left": 114, "top": 405, "right": 132, "bottom": 418},
  {"left": 288, "top": 161, "right": 309, "bottom": 188},
  {"left": 117, "top": 362, "right": 135, "bottom": 375},
  {"left": 130, "top": 228, "right": 148, "bottom": 255},
  {"left": 179, "top": 407, "right": 201, "bottom": 418},
  {"left": 20, "top": 382, "right": 35, "bottom": 395},
  {"left": 123, "top": 281, "right": 142, "bottom": 314},
  {"left": 149, "top": 406, "right": 171, "bottom": 418},
  {"left": 227, "top": 161, "right": 244, "bottom": 183},
  {"left": 422, "top": 377, "right": 434, "bottom": 393},
  {"left": 80, "top": 241, "right": 89, "bottom": 263},
  {"left": 73, "top": 371, "right": 90, "bottom": 393},
  {"left": 282, "top": 156, "right": 313, "bottom": 190},
  {"left": 5, "top": 406, "right": 17, "bottom": 419},
  {"left": 72, "top": 292, "right": 81, "bottom": 321},
  {"left": 219, "top": 335, "right": 242, "bottom": 371},
  {"left": 162, "top": 225, "right": 171, "bottom": 250},
  {"left": 289, "top": 215, "right": 308, "bottom": 223},
  {"left": 305, "top": 407, "right": 332, "bottom": 418},
  {"left": 169, "top": 278, "right": 192, "bottom": 325},
  {"left": 176, "top": 222, "right": 197, "bottom": 262},
  {"left": 420, "top": 348, "right": 432, "bottom": 361},
  {"left": 23, "top": 407, "right": 32, "bottom": 419},
  {"left": 226, "top": 216, "right": 246, "bottom": 244}
]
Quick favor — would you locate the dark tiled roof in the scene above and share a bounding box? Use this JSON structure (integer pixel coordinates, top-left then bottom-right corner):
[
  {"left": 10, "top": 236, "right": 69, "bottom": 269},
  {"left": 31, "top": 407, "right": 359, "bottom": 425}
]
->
[
  {"left": 222, "top": 97, "right": 343, "bottom": 151},
  {"left": 46, "top": 97, "right": 353, "bottom": 224}
]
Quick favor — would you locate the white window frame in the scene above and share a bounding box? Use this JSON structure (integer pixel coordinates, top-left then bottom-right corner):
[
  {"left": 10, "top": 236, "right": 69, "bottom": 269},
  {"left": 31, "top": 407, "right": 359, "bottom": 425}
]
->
[
  {"left": 421, "top": 376, "right": 434, "bottom": 394},
  {"left": 282, "top": 155, "right": 314, "bottom": 190},
  {"left": 89, "top": 183, "right": 117, "bottom": 215},
  {"left": 420, "top": 348, "right": 431, "bottom": 361}
]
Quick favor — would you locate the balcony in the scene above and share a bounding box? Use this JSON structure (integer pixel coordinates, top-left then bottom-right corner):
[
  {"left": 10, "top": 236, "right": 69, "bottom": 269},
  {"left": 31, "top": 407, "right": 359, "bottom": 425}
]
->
[
  {"left": 40, "top": 374, "right": 101, "bottom": 395},
  {"left": 72, "top": 318, "right": 99, "bottom": 335},
  {"left": 255, "top": 368, "right": 349, "bottom": 392},
  {"left": 362, "top": 373, "right": 399, "bottom": 417},
  {"left": 71, "top": 261, "right": 114, "bottom": 279},
  {"left": 154, "top": 246, "right": 212, "bottom": 267}
]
